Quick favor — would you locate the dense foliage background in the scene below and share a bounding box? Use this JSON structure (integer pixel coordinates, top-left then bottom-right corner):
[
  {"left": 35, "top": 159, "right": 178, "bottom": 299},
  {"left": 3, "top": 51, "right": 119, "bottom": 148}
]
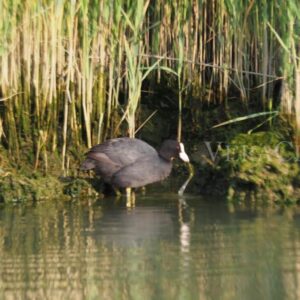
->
[{"left": 0, "top": 0, "right": 299, "bottom": 173}]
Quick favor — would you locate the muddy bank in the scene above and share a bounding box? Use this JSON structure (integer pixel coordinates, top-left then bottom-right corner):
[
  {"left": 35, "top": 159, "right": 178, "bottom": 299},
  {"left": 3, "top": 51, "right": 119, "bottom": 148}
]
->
[
  {"left": 189, "top": 128, "right": 300, "bottom": 203},
  {"left": 0, "top": 145, "right": 100, "bottom": 203},
  {"left": 1, "top": 133, "right": 299, "bottom": 204}
]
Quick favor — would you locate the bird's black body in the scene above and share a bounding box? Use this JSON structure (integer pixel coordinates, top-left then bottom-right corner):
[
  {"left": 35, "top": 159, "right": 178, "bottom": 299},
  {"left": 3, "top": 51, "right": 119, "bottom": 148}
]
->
[{"left": 81, "top": 137, "right": 187, "bottom": 189}]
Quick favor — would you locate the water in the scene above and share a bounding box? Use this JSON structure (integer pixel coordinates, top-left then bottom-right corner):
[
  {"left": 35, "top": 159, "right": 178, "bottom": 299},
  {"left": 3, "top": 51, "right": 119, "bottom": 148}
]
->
[{"left": 1, "top": 194, "right": 300, "bottom": 300}]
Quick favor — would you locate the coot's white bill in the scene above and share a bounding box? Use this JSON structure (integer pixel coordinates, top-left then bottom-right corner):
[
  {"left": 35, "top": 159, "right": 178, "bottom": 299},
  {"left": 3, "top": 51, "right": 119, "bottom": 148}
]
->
[{"left": 179, "top": 143, "right": 190, "bottom": 163}]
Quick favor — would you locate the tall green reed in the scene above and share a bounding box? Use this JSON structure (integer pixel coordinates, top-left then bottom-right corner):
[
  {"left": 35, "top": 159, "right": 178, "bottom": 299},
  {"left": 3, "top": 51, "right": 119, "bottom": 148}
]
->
[{"left": 0, "top": 0, "right": 299, "bottom": 172}]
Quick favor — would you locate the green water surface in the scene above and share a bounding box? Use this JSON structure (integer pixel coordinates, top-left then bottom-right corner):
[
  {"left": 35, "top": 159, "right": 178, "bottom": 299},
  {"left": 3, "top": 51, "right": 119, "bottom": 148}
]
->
[{"left": 0, "top": 194, "right": 299, "bottom": 300}]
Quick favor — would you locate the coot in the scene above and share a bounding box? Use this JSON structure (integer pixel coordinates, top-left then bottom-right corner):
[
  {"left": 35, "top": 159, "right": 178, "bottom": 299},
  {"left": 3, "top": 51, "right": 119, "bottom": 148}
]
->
[{"left": 81, "top": 137, "right": 189, "bottom": 190}]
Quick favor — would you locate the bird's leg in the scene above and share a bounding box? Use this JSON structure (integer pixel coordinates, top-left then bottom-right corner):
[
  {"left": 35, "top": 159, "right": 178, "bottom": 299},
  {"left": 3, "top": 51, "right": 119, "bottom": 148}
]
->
[
  {"left": 126, "top": 188, "right": 136, "bottom": 208},
  {"left": 126, "top": 187, "right": 131, "bottom": 208},
  {"left": 126, "top": 187, "right": 131, "bottom": 198},
  {"left": 131, "top": 191, "right": 136, "bottom": 207}
]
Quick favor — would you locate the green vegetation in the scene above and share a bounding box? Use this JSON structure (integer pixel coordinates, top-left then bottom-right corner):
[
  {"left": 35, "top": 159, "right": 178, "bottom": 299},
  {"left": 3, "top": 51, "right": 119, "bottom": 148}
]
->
[
  {"left": 222, "top": 131, "right": 299, "bottom": 203},
  {"left": 0, "top": 0, "right": 300, "bottom": 202}
]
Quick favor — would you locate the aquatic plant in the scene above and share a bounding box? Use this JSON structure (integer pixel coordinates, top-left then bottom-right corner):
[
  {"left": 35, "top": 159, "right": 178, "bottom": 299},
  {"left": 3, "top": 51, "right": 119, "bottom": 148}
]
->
[{"left": 0, "top": 0, "right": 299, "bottom": 172}]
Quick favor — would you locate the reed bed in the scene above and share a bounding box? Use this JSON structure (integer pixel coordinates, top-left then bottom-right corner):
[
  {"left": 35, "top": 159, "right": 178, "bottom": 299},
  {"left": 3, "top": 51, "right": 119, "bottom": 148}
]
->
[{"left": 0, "top": 0, "right": 299, "bottom": 171}]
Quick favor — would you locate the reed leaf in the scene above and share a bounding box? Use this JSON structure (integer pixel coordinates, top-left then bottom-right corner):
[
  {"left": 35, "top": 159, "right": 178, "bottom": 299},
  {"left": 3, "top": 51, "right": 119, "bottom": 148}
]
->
[{"left": 212, "top": 111, "right": 279, "bottom": 129}]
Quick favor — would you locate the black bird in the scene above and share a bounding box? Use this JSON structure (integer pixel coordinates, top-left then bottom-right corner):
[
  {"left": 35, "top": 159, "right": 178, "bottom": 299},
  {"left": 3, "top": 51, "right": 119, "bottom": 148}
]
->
[{"left": 81, "top": 137, "right": 189, "bottom": 195}]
